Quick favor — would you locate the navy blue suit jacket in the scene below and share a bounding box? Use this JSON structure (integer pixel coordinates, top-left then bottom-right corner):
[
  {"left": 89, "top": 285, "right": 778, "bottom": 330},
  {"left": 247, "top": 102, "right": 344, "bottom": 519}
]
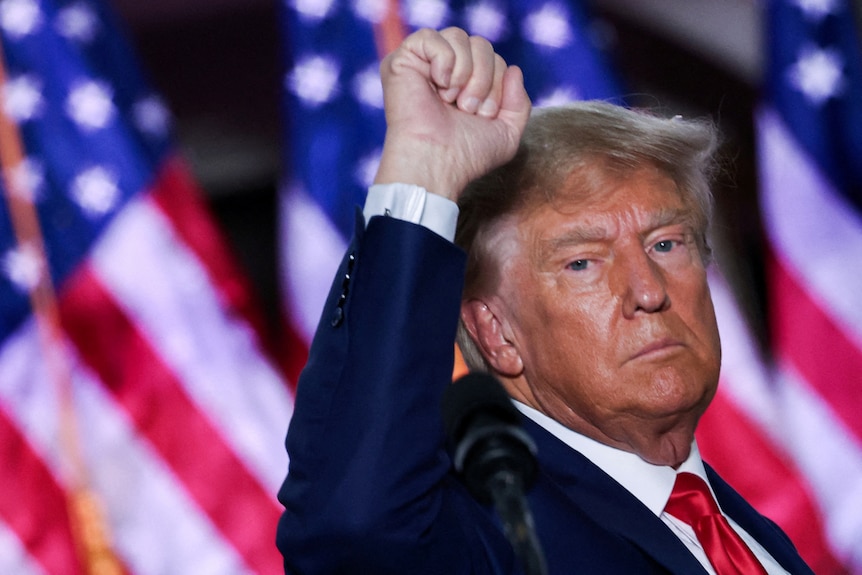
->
[{"left": 277, "top": 215, "right": 813, "bottom": 574}]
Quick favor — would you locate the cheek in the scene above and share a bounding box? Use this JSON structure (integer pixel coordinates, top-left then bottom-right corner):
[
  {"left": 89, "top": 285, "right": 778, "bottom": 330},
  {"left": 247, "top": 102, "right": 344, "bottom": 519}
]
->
[
  {"left": 528, "top": 296, "right": 617, "bottom": 379},
  {"left": 691, "top": 280, "right": 722, "bottom": 353},
  {"left": 701, "top": 301, "right": 722, "bottom": 380},
  {"left": 507, "top": 268, "right": 619, "bottom": 380}
]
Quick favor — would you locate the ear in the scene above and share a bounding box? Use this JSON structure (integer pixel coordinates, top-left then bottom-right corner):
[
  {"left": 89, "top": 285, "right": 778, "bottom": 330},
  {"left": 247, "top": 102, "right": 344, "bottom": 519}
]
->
[{"left": 460, "top": 299, "right": 524, "bottom": 377}]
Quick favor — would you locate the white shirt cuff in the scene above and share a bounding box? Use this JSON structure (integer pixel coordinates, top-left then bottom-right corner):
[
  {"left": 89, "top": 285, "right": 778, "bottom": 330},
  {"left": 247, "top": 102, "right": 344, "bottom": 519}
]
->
[{"left": 364, "top": 183, "right": 460, "bottom": 243}]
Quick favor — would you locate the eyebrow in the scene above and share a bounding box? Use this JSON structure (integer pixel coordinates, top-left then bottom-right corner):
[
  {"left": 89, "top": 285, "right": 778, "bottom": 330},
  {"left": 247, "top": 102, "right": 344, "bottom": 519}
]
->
[
  {"left": 538, "top": 207, "right": 696, "bottom": 258},
  {"left": 646, "top": 207, "right": 697, "bottom": 233},
  {"left": 543, "top": 227, "right": 609, "bottom": 252}
]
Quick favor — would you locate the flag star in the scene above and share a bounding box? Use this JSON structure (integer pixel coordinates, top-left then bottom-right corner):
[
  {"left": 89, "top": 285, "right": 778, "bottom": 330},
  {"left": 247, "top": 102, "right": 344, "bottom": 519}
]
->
[
  {"left": 464, "top": 1, "right": 507, "bottom": 42},
  {"left": 290, "top": 0, "right": 336, "bottom": 22},
  {"left": 133, "top": 95, "right": 171, "bottom": 137},
  {"left": 2, "top": 243, "right": 43, "bottom": 292},
  {"left": 523, "top": 3, "right": 573, "bottom": 49},
  {"left": 0, "top": 0, "right": 43, "bottom": 39},
  {"left": 55, "top": 1, "right": 100, "bottom": 43},
  {"left": 788, "top": 45, "right": 844, "bottom": 105},
  {"left": 287, "top": 56, "right": 340, "bottom": 107},
  {"left": 2, "top": 74, "right": 44, "bottom": 121},
  {"left": 353, "top": 0, "right": 388, "bottom": 24},
  {"left": 793, "top": 0, "right": 839, "bottom": 21},
  {"left": 71, "top": 166, "right": 120, "bottom": 216},
  {"left": 354, "top": 148, "right": 381, "bottom": 187},
  {"left": 352, "top": 65, "right": 383, "bottom": 109},
  {"left": 65, "top": 80, "right": 115, "bottom": 130},
  {"left": 534, "top": 86, "right": 580, "bottom": 107},
  {"left": 405, "top": 0, "right": 448, "bottom": 29}
]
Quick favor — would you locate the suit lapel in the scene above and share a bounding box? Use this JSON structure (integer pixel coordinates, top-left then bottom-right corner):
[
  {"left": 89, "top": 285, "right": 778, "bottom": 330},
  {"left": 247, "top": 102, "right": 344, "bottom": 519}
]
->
[
  {"left": 521, "top": 417, "right": 813, "bottom": 575},
  {"left": 707, "top": 466, "right": 814, "bottom": 575},
  {"left": 523, "top": 418, "right": 708, "bottom": 574}
]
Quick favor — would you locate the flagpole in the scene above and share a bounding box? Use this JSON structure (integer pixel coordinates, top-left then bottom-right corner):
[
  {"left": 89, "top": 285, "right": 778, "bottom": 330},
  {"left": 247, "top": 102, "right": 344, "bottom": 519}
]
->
[
  {"left": 0, "top": 39, "right": 123, "bottom": 575},
  {"left": 374, "top": 0, "right": 407, "bottom": 59}
]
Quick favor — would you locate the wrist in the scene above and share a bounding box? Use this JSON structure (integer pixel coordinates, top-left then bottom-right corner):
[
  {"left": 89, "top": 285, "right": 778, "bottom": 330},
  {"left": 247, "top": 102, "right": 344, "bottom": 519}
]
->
[
  {"left": 365, "top": 183, "right": 459, "bottom": 242},
  {"left": 374, "top": 137, "right": 467, "bottom": 201}
]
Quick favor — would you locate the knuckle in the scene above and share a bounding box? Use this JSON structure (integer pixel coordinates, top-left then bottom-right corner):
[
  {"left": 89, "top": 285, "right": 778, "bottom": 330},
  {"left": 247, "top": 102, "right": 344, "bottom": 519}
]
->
[
  {"left": 440, "top": 26, "right": 468, "bottom": 39},
  {"left": 468, "top": 34, "right": 492, "bottom": 51}
]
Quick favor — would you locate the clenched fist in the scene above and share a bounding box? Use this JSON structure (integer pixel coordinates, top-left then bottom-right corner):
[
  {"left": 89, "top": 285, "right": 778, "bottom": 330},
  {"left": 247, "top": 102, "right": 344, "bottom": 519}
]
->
[{"left": 374, "top": 27, "right": 531, "bottom": 201}]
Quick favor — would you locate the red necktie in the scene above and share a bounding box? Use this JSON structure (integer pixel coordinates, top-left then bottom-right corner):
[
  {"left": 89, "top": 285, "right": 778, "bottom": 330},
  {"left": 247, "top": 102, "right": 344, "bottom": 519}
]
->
[{"left": 665, "top": 472, "right": 768, "bottom": 575}]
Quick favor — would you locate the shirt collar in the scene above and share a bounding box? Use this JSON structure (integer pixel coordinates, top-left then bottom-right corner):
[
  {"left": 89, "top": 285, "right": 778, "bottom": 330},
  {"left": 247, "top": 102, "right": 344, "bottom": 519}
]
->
[{"left": 514, "top": 400, "right": 709, "bottom": 516}]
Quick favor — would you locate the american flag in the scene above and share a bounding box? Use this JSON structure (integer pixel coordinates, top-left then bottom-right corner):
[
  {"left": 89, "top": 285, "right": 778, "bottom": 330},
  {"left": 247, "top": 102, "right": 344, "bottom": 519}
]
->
[
  {"left": 699, "top": 0, "right": 862, "bottom": 571},
  {"left": 705, "top": 0, "right": 862, "bottom": 572},
  {"left": 280, "top": 0, "right": 860, "bottom": 573},
  {"left": 0, "top": 0, "right": 292, "bottom": 573},
  {"left": 278, "top": 0, "right": 620, "bottom": 345}
]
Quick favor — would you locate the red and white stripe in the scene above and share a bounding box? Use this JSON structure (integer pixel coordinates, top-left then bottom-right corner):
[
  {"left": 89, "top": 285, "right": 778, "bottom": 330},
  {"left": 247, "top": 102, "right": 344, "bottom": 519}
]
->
[
  {"left": 700, "top": 270, "right": 848, "bottom": 573},
  {"left": 698, "top": 106, "right": 862, "bottom": 574},
  {"left": 759, "top": 106, "right": 862, "bottom": 572},
  {"left": 0, "top": 159, "right": 294, "bottom": 574},
  {"left": 278, "top": 187, "right": 347, "bottom": 344}
]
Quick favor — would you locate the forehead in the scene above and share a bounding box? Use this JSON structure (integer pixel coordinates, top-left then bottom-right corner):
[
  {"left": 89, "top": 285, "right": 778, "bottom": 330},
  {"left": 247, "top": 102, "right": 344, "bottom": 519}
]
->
[
  {"left": 475, "top": 164, "right": 697, "bottom": 288},
  {"left": 516, "top": 165, "right": 690, "bottom": 241},
  {"left": 550, "top": 161, "right": 679, "bottom": 209}
]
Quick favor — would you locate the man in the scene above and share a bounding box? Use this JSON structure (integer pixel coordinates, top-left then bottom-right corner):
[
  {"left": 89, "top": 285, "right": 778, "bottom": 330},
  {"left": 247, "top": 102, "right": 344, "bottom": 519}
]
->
[{"left": 277, "top": 28, "right": 813, "bottom": 574}]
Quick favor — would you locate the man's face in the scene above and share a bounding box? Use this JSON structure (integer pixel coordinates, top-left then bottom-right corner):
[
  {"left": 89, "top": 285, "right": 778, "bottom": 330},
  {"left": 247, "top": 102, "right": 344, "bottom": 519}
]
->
[{"left": 479, "top": 165, "right": 721, "bottom": 466}]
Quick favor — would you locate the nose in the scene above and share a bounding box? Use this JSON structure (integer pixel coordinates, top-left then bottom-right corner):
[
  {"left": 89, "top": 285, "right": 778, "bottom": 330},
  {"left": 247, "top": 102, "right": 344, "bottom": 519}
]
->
[{"left": 617, "top": 250, "right": 669, "bottom": 318}]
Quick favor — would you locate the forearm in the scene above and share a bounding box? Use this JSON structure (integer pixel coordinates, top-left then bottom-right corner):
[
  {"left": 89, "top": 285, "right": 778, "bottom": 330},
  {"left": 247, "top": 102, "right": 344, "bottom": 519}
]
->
[
  {"left": 277, "top": 216, "right": 468, "bottom": 572},
  {"left": 277, "top": 25, "right": 530, "bottom": 573}
]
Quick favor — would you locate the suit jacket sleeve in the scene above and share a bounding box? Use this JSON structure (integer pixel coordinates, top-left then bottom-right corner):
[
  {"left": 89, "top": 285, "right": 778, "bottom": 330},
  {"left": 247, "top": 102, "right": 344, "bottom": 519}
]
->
[{"left": 276, "top": 214, "right": 518, "bottom": 574}]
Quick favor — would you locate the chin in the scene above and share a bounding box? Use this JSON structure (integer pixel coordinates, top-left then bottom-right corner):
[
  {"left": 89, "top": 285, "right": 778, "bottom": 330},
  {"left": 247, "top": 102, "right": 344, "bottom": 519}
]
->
[
  {"left": 647, "top": 374, "right": 717, "bottom": 430},
  {"left": 632, "top": 414, "right": 699, "bottom": 467},
  {"left": 653, "top": 415, "right": 705, "bottom": 464},
  {"left": 643, "top": 439, "right": 693, "bottom": 468}
]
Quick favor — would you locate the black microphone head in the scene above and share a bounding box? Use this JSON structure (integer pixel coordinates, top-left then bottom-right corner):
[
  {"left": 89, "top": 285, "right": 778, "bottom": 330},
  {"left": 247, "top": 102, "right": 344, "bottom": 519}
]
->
[
  {"left": 441, "top": 372, "right": 521, "bottom": 445},
  {"left": 442, "top": 372, "right": 538, "bottom": 503}
]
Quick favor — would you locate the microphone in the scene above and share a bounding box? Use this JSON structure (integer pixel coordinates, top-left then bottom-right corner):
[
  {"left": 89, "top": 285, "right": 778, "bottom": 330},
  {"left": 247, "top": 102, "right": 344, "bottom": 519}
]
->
[{"left": 442, "top": 372, "right": 548, "bottom": 575}]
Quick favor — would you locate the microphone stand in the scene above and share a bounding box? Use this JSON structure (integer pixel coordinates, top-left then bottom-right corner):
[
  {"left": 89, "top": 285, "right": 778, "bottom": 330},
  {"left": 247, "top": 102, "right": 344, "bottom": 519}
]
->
[{"left": 488, "top": 470, "right": 548, "bottom": 575}]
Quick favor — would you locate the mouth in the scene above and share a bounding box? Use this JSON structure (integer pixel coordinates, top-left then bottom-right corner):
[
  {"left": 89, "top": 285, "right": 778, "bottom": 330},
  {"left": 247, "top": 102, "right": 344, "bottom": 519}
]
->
[{"left": 630, "top": 339, "right": 685, "bottom": 362}]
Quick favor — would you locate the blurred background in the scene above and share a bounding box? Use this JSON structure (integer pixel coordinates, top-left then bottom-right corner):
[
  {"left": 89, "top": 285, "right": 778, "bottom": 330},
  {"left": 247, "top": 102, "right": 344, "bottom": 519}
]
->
[
  {"left": 1, "top": 0, "right": 860, "bottom": 573},
  {"left": 114, "top": 0, "right": 766, "bottom": 338}
]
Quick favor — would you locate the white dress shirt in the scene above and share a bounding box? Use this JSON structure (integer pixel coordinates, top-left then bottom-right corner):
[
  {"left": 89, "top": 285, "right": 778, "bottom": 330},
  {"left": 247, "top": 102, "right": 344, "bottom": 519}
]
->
[
  {"left": 515, "top": 401, "right": 789, "bottom": 574},
  {"left": 364, "top": 183, "right": 789, "bottom": 574}
]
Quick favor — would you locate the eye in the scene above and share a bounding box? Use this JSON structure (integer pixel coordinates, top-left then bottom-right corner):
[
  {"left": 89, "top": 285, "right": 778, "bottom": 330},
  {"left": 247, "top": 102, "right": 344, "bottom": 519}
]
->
[
  {"left": 654, "top": 240, "right": 676, "bottom": 253},
  {"left": 568, "top": 259, "right": 589, "bottom": 271}
]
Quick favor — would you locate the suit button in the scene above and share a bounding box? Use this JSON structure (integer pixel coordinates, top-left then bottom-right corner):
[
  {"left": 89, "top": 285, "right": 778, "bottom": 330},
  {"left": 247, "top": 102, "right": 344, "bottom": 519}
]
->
[
  {"left": 331, "top": 251, "right": 356, "bottom": 327},
  {"left": 330, "top": 307, "right": 344, "bottom": 327}
]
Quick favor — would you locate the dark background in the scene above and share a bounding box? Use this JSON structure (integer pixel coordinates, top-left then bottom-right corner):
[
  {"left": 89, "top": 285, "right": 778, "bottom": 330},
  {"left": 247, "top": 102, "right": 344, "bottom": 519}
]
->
[{"left": 111, "top": 0, "right": 770, "bottom": 347}]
